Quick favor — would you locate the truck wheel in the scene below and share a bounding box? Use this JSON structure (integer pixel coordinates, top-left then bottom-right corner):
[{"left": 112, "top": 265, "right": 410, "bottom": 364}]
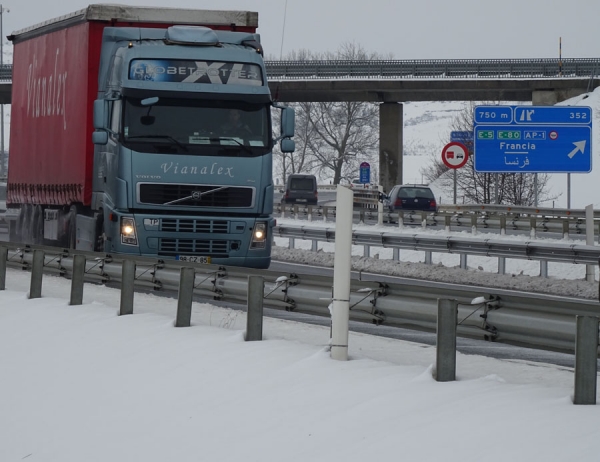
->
[
  {"left": 21, "top": 204, "right": 33, "bottom": 244},
  {"left": 32, "top": 205, "right": 44, "bottom": 245},
  {"left": 65, "top": 205, "right": 77, "bottom": 249},
  {"left": 8, "top": 213, "right": 20, "bottom": 243},
  {"left": 94, "top": 212, "right": 105, "bottom": 252}
]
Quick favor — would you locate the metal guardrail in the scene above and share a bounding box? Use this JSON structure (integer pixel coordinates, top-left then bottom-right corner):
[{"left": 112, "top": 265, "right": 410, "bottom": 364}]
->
[
  {"left": 1, "top": 242, "right": 598, "bottom": 354},
  {"left": 278, "top": 201, "right": 599, "bottom": 240},
  {"left": 275, "top": 224, "right": 600, "bottom": 266},
  {"left": 265, "top": 58, "right": 600, "bottom": 80},
  {"left": 0, "top": 64, "right": 10, "bottom": 82}
]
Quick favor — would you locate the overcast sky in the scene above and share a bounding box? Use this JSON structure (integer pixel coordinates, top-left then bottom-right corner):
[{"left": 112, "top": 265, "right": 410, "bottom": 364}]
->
[{"left": 4, "top": 0, "right": 599, "bottom": 59}]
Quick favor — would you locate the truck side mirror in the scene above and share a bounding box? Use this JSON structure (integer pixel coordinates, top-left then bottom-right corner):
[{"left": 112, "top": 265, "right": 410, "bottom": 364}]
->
[
  {"left": 93, "top": 99, "right": 107, "bottom": 130},
  {"left": 92, "top": 131, "right": 109, "bottom": 145},
  {"left": 280, "top": 107, "right": 295, "bottom": 138},
  {"left": 280, "top": 138, "right": 295, "bottom": 153}
]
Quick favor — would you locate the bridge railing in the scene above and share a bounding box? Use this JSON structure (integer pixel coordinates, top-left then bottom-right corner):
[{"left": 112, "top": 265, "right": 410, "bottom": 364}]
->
[
  {"left": 265, "top": 58, "right": 600, "bottom": 80},
  {"left": 0, "top": 59, "right": 598, "bottom": 83},
  {"left": 0, "top": 64, "right": 10, "bottom": 82}
]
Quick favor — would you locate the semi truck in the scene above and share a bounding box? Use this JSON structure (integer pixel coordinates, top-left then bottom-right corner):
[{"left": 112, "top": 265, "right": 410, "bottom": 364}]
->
[{"left": 6, "top": 3, "right": 295, "bottom": 269}]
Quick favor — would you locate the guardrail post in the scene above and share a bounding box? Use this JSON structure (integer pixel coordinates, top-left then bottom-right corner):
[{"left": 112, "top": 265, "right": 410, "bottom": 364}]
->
[
  {"left": 530, "top": 217, "right": 537, "bottom": 239},
  {"left": 444, "top": 215, "right": 451, "bottom": 232},
  {"left": 312, "top": 240, "right": 318, "bottom": 252},
  {"left": 460, "top": 254, "right": 468, "bottom": 270},
  {"left": 0, "top": 245, "right": 7, "bottom": 290},
  {"left": 424, "top": 251, "right": 432, "bottom": 265},
  {"left": 69, "top": 254, "right": 86, "bottom": 306},
  {"left": 308, "top": 206, "right": 313, "bottom": 222},
  {"left": 421, "top": 212, "right": 427, "bottom": 230},
  {"left": 363, "top": 245, "right": 370, "bottom": 258},
  {"left": 585, "top": 205, "right": 595, "bottom": 282},
  {"left": 393, "top": 248, "right": 400, "bottom": 261},
  {"left": 499, "top": 215, "right": 506, "bottom": 235},
  {"left": 246, "top": 275, "right": 264, "bottom": 341},
  {"left": 573, "top": 315, "right": 599, "bottom": 405},
  {"left": 175, "top": 267, "right": 195, "bottom": 327},
  {"left": 497, "top": 257, "right": 506, "bottom": 275},
  {"left": 398, "top": 212, "right": 404, "bottom": 229},
  {"left": 322, "top": 206, "right": 328, "bottom": 222},
  {"left": 562, "top": 220, "right": 569, "bottom": 240},
  {"left": 435, "top": 298, "right": 457, "bottom": 382},
  {"left": 289, "top": 237, "right": 295, "bottom": 249},
  {"left": 471, "top": 214, "right": 477, "bottom": 235},
  {"left": 540, "top": 260, "right": 548, "bottom": 278},
  {"left": 29, "top": 249, "right": 44, "bottom": 299},
  {"left": 119, "top": 260, "right": 136, "bottom": 316}
]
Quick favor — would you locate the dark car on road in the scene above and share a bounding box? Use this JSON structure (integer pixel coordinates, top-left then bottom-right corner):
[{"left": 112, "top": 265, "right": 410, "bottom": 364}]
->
[
  {"left": 386, "top": 184, "right": 438, "bottom": 212},
  {"left": 281, "top": 174, "right": 318, "bottom": 205}
]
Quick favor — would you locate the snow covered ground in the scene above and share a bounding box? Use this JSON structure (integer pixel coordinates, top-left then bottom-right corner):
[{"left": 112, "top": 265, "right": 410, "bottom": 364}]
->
[{"left": 1, "top": 266, "right": 599, "bottom": 462}]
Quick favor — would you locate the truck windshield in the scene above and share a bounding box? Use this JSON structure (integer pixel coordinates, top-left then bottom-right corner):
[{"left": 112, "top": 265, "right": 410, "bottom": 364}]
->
[{"left": 121, "top": 97, "right": 271, "bottom": 156}]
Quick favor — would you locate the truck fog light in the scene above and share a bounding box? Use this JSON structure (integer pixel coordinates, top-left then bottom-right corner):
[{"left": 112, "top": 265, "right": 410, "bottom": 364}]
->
[
  {"left": 120, "top": 217, "right": 138, "bottom": 246},
  {"left": 250, "top": 222, "right": 267, "bottom": 249}
]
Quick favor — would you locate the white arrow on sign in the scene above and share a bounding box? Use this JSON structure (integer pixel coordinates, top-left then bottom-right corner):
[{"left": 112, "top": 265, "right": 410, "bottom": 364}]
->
[{"left": 567, "top": 140, "right": 587, "bottom": 159}]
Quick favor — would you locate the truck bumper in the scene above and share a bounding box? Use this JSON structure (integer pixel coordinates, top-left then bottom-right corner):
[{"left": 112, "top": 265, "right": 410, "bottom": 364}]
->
[{"left": 105, "top": 209, "right": 274, "bottom": 269}]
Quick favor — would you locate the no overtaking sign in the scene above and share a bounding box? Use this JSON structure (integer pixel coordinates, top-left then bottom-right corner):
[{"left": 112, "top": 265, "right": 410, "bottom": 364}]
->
[{"left": 442, "top": 142, "right": 469, "bottom": 169}]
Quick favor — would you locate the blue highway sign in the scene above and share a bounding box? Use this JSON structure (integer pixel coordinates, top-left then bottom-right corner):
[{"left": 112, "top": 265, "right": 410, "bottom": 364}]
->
[
  {"left": 473, "top": 105, "right": 592, "bottom": 173},
  {"left": 359, "top": 162, "right": 370, "bottom": 184},
  {"left": 450, "top": 131, "right": 473, "bottom": 143}
]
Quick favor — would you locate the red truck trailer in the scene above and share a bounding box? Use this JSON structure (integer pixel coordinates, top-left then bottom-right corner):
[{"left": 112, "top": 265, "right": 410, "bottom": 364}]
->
[{"left": 8, "top": 5, "right": 258, "bottom": 209}]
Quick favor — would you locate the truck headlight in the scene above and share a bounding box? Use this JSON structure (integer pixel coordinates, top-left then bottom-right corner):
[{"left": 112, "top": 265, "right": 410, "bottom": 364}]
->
[
  {"left": 250, "top": 222, "right": 267, "bottom": 249},
  {"left": 120, "top": 217, "right": 138, "bottom": 246}
]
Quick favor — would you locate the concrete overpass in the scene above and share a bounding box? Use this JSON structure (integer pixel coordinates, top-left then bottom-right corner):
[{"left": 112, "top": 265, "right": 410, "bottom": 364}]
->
[{"left": 1, "top": 59, "right": 599, "bottom": 191}]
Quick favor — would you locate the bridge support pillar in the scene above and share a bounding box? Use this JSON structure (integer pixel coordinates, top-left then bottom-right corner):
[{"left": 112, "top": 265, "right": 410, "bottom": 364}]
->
[{"left": 379, "top": 102, "right": 403, "bottom": 194}]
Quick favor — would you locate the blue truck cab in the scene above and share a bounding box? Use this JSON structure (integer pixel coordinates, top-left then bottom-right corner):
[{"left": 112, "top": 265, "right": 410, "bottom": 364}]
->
[{"left": 90, "top": 15, "right": 294, "bottom": 268}]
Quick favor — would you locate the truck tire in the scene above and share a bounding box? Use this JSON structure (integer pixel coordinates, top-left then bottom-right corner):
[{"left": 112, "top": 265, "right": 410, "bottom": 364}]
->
[
  {"left": 21, "top": 204, "right": 33, "bottom": 244},
  {"left": 8, "top": 213, "right": 20, "bottom": 243},
  {"left": 66, "top": 205, "right": 77, "bottom": 250},
  {"left": 32, "top": 205, "right": 44, "bottom": 245},
  {"left": 94, "top": 212, "right": 105, "bottom": 252}
]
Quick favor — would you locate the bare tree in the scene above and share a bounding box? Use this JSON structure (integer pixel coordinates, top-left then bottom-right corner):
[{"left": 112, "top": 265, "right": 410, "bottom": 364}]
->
[
  {"left": 272, "top": 101, "right": 320, "bottom": 186},
  {"left": 304, "top": 100, "right": 379, "bottom": 184},
  {"left": 275, "top": 42, "right": 384, "bottom": 184},
  {"left": 422, "top": 102, "right": 558, "bottom": 205}
]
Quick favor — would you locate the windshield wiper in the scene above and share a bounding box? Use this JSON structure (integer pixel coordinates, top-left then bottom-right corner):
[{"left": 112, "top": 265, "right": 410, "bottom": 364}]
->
[
  {"left": 127, "top": 135, "right": 188, "bottom": 152},
  {"left": 212, "top": 137, "right": 254, "bottom": 156},
  {"left": 163, "top": 186, "right": 229, "bottom": 206}
]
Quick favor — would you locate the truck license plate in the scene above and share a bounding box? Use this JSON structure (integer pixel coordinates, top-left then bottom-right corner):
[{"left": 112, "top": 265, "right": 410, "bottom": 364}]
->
[{"left": 177, "top": 255, "right": 211, "bottom": 264}]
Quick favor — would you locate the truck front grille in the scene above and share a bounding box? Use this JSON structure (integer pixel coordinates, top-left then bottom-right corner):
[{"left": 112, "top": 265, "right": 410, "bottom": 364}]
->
[
  {"left": 161, "top": 219, "right": 229, "bottom": 233},
  {"left": 138, "top": 183, "right": 254, "bottom": 208},
  {"left": 159, "top": 239, "right": 230, "bottom": 256}
]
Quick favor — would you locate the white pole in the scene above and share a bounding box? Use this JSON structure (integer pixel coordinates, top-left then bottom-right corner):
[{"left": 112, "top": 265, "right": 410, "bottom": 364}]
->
[
  {"left": 331, "top": 184, "right": 353, "bottom": 361},
  {"left": 377, "top": 184, "right": 383, "bottom": 226}
]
